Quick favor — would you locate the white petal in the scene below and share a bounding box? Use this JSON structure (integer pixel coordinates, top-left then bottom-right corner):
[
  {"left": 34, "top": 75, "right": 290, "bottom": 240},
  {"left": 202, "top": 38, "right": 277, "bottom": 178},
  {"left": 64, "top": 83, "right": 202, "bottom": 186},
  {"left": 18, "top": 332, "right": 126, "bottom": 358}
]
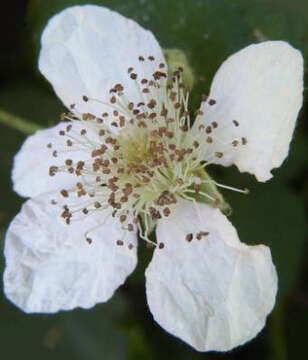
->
[
  {"left": 39, "top": 5, "right": 165, "bottom": 121},
  {"left": 12, "top": 122, "right": 96, "bottom": 198},
  {"left": 194, "top": 41, "right": 303, "bottom": 181},
  {"left": 145, "top": 199, "right": 277, "bottom": 352},
  {"left": 4, "top": 193, "right": 137, "bottom": 313}
]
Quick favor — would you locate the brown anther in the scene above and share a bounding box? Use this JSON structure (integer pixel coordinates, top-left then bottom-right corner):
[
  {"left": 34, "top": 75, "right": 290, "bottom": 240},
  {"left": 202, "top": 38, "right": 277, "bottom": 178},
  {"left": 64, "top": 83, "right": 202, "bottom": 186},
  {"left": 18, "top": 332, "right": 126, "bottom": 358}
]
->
[
  {"left": 127, "top": 224, "right": 134, "bottom": 232},
  {"left": 120, "top": 215, "right": 127, "bottom": 223},
  {"left": 66, "top": 125, "right": 72, "bottom": 132},
  {"left": 86, "top": 237, "right": 92, "bottom": 244},
  {"left": 76, "top": 161, "right": 85, "bottom": 170},
  {"left": 232, "top": 140, "right": 239, "bottom": 147},
  {"left": 233, "top": 120, "right": 239, "bottom": 127},
  {"left": 99, "top": 129, "right": 105, "bottom": 136},
  {"left": 241, "top": 137, "right": 247, "bottom": 145},
  {"left": 138, "top": 55, "right": 145, "bottom": 61},
  {"left": 116, "top": 240, "right": 124, "bottom": 246},
  {"left": 186, "top": 233, "right": 193, "bottom": 242},
  {"left": 148, "top": 55, "right": 155, "bottom": 61},
  {"left": 80, "top": 129, "right": 87, "bottom": 135},
  {"left": 194, "top": 184, "right": 201, "bottom": 194},
  {"left": 114, "top": 83, "right": 124, "bottom": 92},
  {"left": 158, "top": 242, "right": 165, "bottom": 249},
  {"left": 65, "top": 159, "right": 73, "bottom": 166},
  {"left": 128, "top": 243, "right": 134, "bottom": 250},
  {"left": 82, "top": 95, "right": 89, "bottom": 102},
  {"left": 159, "top": 63, "right": 165, "bottom": 68},
  {"left": 163, "top": 208, "right": 171, "bottom": 217},
  {"left": 130, "top": 73, "right": 137, "bottom": 80},
  {"left": 196, "top": 231, "right": 209, "bottom": 240},
  {"left": 147, "top": 99, "right": 157, "bottom": 109},
  {"left": 59, "top": 130, "right": 65, "bottom": 136},
  {"left": 205, "top": 126, "right": 212, "bottom": 134},
  {"left": 180, "top": 125, "right": 188, "bottom": 132},
  {"left": 66, "top": 140, "right": 73, "bottom": 147},
  {"left": 161, "top": 107, "right": 168, "bottom": 117},
  {"left": 206, "top": 136, "right": 213, "bottom": 143},
  {"left": 215, "top": 152, "right": 224, "bottom": 158},
  {"left": 60, "top": 189, "right": 69, "bottom": 198},
  {"left": 49, "top": 166, "right": 58, "bottom": 176},
  {"left": 127, "top": 67, "right": 133, "bottom": 73},
  {"left": 169, "top": 144, "right": 176, "bottom": 150},
  {"left": 208, "top": 99, "right": 216, "bottom": 105},
  {"left": 47, "top": 143, "right": 52, "bottom": 148},
  {"left": 212, "top": 121, "right": 218, "bottom": 128},
  {"left": 193, "top": 141, "right": 199, "bottom": 148},
  {"left": 94, "top": 202, "right": 101, "bottom": 209},
  {"left": 82, "top": 208, "right": 89, "bottom": 214},
  {"left": 176, "top": 178, "right": 184, "bottom": 185},
  {"left": 110, "top": 96, "right": 116, "bottom": 104},
  {"left": 119, "top": 116, "right": 125, "bottom": 127}
]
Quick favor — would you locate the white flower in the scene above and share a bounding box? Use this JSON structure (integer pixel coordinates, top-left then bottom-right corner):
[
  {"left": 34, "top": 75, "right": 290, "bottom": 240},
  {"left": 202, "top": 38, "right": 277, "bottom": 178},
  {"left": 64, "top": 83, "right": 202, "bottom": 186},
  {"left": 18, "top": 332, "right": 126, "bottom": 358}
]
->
[{"left": 3, "top": 5, "right": 303, "bottom": 352}]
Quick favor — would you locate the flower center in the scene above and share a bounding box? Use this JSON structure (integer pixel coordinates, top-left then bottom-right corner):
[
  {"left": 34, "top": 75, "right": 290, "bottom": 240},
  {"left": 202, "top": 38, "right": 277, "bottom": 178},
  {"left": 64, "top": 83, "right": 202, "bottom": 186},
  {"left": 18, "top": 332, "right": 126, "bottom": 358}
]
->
[{"left": 47, "top": 55, "right": 247, "bottom": 246}]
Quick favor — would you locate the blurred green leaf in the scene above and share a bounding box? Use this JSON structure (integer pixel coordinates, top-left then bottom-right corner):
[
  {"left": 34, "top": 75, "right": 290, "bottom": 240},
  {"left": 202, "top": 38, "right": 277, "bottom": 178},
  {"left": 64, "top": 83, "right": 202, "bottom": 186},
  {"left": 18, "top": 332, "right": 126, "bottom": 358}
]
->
[{"left": 231, "top": 0, "right": 308, "bottom": 58}]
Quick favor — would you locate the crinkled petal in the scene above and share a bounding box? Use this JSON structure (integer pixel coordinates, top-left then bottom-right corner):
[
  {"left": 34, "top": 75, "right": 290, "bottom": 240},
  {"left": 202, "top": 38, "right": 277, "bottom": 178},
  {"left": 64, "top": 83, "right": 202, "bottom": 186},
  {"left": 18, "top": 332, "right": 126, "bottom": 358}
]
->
[
  {"left": 12, "top": 122, "right": 98, "bottom": 198},
  {"left": 193, "top": 41, "right": 303, "bottom": 181},
  {"left": 145, "top": 199, "right": 277, "bottom": 352},
  {"left": 39, "top": 4, "right": 166, "bottom": 125},
  {"left": 4, "top": 193, "right": 137, "bottom": 313}
]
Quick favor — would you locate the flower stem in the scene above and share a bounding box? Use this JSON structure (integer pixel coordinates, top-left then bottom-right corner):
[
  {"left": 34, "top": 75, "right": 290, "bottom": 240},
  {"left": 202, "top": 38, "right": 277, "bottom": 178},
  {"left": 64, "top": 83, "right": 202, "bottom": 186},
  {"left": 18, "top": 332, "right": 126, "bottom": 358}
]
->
[{"left": 0, "top": 108, "right": 43, "bottom": 134}]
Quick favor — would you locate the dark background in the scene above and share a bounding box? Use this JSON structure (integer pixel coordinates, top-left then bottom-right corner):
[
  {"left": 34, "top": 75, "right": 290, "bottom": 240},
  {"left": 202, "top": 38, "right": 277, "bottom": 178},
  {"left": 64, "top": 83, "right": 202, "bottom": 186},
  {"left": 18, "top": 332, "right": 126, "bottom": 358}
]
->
[{"left": 0, "top": 0, "right": 307, "bottom": 359}]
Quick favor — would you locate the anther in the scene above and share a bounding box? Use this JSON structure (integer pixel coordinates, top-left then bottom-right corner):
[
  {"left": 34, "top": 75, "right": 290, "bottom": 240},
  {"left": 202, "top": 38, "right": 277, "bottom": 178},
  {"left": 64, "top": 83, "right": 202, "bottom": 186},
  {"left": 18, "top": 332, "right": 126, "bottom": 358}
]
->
[
  {"left": 60, "top": 189, "right": 69, "bottom": 198},
  {"left": 241, "top": 137, "right": 247, "bottom": 145},
  {"left": 186, "top": 233, "right": 193, "bottom": 242}
]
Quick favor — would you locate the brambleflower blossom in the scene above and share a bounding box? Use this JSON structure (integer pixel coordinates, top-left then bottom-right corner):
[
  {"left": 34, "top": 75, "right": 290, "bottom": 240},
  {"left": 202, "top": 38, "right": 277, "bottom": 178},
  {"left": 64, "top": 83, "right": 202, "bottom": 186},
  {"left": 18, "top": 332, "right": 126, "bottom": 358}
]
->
[{"left": 4, "top": 5, "right": 303, "bottom": 352}]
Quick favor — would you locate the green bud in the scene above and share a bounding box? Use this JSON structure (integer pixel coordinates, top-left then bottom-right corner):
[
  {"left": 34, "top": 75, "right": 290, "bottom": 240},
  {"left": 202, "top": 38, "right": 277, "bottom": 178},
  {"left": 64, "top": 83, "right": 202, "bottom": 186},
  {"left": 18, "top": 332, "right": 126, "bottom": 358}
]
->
[{"left": 163, "top": 48, "right": 195, "bottom": 88}]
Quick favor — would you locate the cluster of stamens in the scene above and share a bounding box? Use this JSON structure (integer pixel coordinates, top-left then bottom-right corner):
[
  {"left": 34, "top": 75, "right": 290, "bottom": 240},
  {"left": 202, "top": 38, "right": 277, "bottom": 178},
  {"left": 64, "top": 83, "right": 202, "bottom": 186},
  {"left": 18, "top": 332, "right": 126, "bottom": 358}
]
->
[{"left": 47, "top": 55, "right": 248, "bottom": 248}]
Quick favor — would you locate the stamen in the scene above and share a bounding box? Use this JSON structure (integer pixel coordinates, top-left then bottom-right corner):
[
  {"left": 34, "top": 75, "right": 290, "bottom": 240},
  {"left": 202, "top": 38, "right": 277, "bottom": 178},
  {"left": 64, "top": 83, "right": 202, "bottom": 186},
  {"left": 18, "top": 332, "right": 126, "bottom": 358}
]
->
[{"left": 48, "top": 59, "right": 249, "bottom": 245}]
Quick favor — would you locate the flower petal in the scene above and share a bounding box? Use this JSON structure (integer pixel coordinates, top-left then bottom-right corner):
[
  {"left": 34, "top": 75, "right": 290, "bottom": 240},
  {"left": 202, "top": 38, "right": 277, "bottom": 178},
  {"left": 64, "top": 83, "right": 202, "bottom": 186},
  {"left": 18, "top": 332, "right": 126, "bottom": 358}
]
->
[
  {"left": 12, "top": 122, "right": 97, "bottom": 198},
  {"left": 145, "top": 199, "right": 277, "bottom": 352},
  {"left": 4, "top": 193, "right": 137, "bottom": 313},
  {"left": 194, "top": 41, "right": 303, "bottom": 181},
  {"left": 39, "top": 5, "right": 166, "bottom": 122}
]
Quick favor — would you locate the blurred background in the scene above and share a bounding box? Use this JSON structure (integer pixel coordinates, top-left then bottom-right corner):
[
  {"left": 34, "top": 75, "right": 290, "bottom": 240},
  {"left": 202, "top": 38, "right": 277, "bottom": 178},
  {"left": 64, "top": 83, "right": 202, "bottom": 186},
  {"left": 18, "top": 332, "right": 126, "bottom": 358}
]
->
[{"left": 0, "top": 0, "right": 307, "bottom": 359}]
